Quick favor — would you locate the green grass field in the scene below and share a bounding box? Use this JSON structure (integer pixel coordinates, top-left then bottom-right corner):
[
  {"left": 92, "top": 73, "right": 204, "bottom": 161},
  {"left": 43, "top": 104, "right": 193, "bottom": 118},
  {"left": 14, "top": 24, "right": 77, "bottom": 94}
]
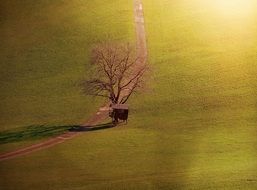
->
[
  {"left": 0, "top": 0, "right": 134, "bottom": 151},
  {"left": 1, "top": 0, "right": 257, "bottom": 189},
  {"left": 0, "top": 0, "right": 134, "bottom": 129}
]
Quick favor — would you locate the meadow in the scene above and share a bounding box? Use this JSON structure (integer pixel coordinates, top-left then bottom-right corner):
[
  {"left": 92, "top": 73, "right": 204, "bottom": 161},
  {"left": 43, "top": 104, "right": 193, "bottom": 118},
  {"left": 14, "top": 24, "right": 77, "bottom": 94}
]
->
[
  {"left": 1, "top": 0, "right": 257, "bottom": 189},
  {"left": 0, "top": 0, "right": 134, "bottom": 151}
]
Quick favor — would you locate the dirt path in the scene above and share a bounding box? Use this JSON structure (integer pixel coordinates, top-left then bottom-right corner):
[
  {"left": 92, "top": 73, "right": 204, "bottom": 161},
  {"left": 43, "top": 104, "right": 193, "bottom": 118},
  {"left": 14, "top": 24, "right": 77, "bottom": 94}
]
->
[
  {"left": 134, "top": 0, "right": 147, "bottom": 59},
  {"left": 0, "top": 104, "right": 110, "bottom": 162},
  {"left": 0, "top": 0, "right": 148, "bottom": 162}
]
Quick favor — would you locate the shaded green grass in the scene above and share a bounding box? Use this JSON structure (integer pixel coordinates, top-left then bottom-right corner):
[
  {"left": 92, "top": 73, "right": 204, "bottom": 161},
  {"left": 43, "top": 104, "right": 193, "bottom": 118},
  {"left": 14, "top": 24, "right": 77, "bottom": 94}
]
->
[
  {"left": 0, "top": 125, "right": 74, "bottom": 144},
  {"left": 0, "top": 0, "right": 134, "bottom": 131},
  {"left": 0, "top": 0, "right": 134, "bottom": 151},
  {"left": 0, "top": 122, "right": 115, "bottom": 154},
  {"left": 0, "top": 122, "right": 116, "bottom": 144}
]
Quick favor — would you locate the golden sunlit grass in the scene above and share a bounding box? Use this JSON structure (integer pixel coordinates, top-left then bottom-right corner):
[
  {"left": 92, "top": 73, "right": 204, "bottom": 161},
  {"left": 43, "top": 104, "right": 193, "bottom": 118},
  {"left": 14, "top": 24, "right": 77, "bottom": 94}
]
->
[{"left": 202, "top": 0, "right": 257, "bottom": 18}]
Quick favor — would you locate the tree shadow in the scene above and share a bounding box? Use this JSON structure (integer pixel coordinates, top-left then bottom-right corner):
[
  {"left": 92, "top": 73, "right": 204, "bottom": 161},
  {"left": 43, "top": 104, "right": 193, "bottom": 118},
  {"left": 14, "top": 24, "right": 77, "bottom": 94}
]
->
[
  {"left": 0, "top": 125, "right": 76, "bottom": 144},
  {"left": 69, "top": 122, "right": 115, "bottom": 132},
  {"left": 0, "top": 123, "right": 115, "bottom": 144}
]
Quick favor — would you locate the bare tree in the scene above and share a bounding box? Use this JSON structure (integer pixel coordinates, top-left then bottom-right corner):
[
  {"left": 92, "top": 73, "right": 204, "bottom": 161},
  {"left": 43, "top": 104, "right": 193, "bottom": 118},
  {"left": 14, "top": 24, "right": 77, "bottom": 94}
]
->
[{"left": 81, "top": 43, "right": 147, "bottom": 104}]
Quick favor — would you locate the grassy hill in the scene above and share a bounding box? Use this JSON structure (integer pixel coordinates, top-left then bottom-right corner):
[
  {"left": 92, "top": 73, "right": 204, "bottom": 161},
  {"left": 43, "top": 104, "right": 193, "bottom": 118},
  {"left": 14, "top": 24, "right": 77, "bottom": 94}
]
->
[
  {"left": 1, "top": 0, "right": 257, "bottom": 189},
  {"left": 0, "top": 0, "right": 134, "bottom": 150},
  {"left": 0, "top": 0, "right": 134, "bottom": 130}
]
